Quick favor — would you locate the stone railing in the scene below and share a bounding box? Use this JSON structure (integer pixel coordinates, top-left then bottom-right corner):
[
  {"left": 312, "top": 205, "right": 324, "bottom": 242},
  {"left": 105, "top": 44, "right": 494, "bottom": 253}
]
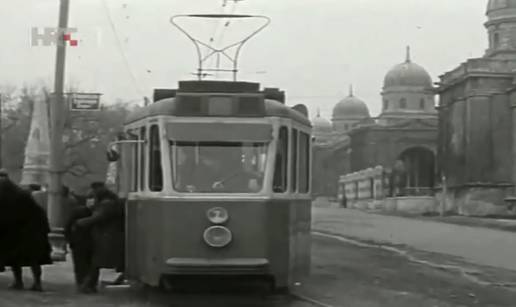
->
[
  {"left": 400, "top": 187, "right": 434, "bottom": 197},
  {"left": 337, "top": 166, "right": 391, "bottom": 203}
]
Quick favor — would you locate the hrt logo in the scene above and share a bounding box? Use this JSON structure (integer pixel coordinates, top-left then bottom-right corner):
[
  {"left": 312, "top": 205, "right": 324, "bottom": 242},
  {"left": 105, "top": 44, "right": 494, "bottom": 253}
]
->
[{"left": 31, "top": 27, "right": 78, "bottom": 47}]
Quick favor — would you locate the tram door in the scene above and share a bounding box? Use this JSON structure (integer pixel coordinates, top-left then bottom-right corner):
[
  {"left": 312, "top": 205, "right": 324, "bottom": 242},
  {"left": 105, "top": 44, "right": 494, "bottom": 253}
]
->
[{"left": 115, "top": 130, "right": 139, "bottom": 199}]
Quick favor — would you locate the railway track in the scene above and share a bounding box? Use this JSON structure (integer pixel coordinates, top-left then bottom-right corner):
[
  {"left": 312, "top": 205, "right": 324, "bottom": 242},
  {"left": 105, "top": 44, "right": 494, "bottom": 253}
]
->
[
  {"left": 290, "top": 292, "right": 337, "bottom": 307},
  {"left": 160, "top": 293, "right": 336, "bottom": 307},
  {"left": 124, "top": 281, "right": 337, "bottom": 307}
]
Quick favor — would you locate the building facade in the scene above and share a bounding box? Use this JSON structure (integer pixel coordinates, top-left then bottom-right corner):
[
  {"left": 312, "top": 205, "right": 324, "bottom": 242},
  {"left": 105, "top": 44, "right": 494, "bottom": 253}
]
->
[
  {"left": 437, "top": 0, "right": 516, "bottom": 215},
  {"left": 312, "top": 48, "right": 438, "bottom": 200}
]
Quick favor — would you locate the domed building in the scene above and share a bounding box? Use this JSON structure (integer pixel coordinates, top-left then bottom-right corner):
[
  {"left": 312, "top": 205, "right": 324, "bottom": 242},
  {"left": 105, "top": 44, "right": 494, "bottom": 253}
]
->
[
  {"left": 311, "top": 109, "right": 333, "bottom": 144},
  {"left": 379, "top": 47, "right": 437, "bottom": 124},
  {"left": 436, "top": 0, "right": 516, "bottom": 216},
  {"left": 332, "top": 86, "right": 371, "bottom": 133},
  {"left": 312, "top": 48, "right": 439, "bottom": 204}
]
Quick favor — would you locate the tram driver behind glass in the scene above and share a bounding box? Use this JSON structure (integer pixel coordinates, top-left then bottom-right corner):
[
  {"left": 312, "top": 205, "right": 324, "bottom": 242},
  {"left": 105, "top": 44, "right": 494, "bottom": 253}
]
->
[{"left": 172, "top": 141, "right": 266, "bottom": 193}]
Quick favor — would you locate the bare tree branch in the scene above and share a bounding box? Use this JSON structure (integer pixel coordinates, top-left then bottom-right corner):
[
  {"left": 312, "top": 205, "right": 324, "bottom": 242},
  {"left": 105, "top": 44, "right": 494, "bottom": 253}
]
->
[
  {"left": 1, "top": 122, "right": 18, "bottom": 135},
  {"left": 64, "top": 134, "right": 98, "bottom": 150},
  {"left": 63, "top": 154, "right": 93, "bottom": 177}
]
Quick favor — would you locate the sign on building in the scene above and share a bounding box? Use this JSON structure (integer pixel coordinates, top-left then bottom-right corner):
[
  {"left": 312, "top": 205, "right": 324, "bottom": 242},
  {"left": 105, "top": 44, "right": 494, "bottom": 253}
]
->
[{"left": 70, "top": 93, "right": 102, "bottom": 111}]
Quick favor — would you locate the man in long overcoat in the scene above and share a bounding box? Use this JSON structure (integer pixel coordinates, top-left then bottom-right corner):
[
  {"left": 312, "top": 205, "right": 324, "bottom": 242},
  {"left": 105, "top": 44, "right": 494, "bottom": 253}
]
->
[
  {"left": 0, "top": 170, "right": 52, "bottom": 291},
  {"left": 74, "top": 183, "right": 124, "bottom": 293},
  {"left": 64, "top": 199, "right": 94, "bottom": 290}
]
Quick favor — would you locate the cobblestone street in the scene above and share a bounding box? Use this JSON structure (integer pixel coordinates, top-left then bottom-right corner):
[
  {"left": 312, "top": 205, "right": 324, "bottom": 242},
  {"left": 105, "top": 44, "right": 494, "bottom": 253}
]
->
[{"left": 2, "top": 231, "right": 516, "bottom": 307}]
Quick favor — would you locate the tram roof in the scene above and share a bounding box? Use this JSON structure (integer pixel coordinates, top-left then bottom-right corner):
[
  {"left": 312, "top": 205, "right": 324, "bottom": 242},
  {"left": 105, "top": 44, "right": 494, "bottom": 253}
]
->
[
  {"left": 125, "top": 98, "right": 311, "bottom": 126},
  {"left": 124, "top": 80, "right": 311, "bottom": 125}
]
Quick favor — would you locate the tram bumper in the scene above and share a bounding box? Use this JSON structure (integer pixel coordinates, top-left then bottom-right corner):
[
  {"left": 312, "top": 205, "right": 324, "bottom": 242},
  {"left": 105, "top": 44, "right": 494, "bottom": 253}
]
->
[{"left": 164, "top": 257, "right": 269, "bottom": 275}]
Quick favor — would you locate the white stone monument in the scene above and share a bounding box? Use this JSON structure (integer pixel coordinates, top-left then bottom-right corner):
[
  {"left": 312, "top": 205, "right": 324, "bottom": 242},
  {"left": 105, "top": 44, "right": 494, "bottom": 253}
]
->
[{"left": 20, "top": 97, "right": 51, "bottom": 186}]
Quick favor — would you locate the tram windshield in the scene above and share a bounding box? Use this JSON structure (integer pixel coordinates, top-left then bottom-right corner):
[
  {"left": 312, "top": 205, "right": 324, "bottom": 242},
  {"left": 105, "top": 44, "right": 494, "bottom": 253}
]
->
[{"left": 170, "top": 141, "right": 268, "bottom": 193}]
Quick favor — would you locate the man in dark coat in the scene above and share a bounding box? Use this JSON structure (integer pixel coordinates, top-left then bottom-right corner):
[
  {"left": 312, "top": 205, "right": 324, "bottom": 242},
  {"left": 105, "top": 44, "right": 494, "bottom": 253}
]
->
[
  {"left": 27, "top": 184, "right": 48, "bottom": 212},
  {"left": 0, "top": 171, "right": 52, "bottom": 291},
  {"left": 73, "top": 182, "right": 124, "bottom": 293},
  {"left": 0, "top": 169, "right": 8, "bottom": 273},
  {"left": 64, "top": 198, "right": 94, "bottom": 291}
]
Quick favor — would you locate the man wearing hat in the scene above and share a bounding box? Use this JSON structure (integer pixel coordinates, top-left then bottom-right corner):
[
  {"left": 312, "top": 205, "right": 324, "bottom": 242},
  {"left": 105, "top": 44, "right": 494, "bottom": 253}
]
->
[{"left": 0, "top": 168, "right": 9, "bottom": 180}]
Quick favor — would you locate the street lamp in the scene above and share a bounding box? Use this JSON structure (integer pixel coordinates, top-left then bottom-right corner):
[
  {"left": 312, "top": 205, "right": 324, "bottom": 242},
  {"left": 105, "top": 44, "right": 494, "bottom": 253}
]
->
[{"left": 47, "top": 0, "right": 71, "bottom": 261}]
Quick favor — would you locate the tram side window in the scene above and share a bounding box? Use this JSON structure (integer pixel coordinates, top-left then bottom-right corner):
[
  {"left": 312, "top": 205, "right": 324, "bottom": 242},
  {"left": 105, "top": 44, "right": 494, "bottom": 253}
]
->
[
  {"left": 299, "top": 132, "right": 310, "bottom": 193},
  {"left": 130, "top": 129, "right": 138, "bottom": 192},
  {"left": 291, "top": 129, "right": 298, "bottom": 192},
  {"left": 140, "top": 126, "right": 146, "bottom": 191},
  {"left": 273, "top": 126, "right": 289, "bottom": 193},
  {"left": 149, "top": 125, "right": 163, "bottom": 191}
]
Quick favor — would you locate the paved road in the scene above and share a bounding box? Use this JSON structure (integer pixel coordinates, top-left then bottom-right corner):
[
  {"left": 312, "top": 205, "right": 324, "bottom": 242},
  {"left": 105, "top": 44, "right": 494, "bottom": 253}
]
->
[
  {"left": 312, "top": 207, "right": 516, "bottom": 272},
  {"left": 1, "top": 233, "right": 516, "bottom": 306}
]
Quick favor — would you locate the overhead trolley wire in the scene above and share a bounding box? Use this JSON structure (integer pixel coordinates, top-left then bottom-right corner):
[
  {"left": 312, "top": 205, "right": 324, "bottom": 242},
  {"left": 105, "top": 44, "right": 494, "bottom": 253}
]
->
[{"left": 101, "top": 0, "right": 146, "bottom": 97}]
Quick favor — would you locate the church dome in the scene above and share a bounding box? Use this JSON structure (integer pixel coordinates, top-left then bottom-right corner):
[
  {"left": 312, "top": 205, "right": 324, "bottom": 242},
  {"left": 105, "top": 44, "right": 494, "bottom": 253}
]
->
[
  {"left": 312, "top": 111, "right": 333, "bottom": 133},
  {"left": 383, "top": 47, "right": 432, "bottom": 88},
  {"left": 332, "top": 86, "right": 370, "bottom": 120}
]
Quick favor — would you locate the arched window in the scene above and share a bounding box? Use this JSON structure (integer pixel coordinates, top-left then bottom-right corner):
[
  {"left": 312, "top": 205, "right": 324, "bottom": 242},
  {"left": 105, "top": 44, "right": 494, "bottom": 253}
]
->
[
  {"left": 383, "top": 100, "right": 389, "bottom": 110},
  {"left": 494, "top": 32, "right": 500, "bottom": 48},
  {"left": 419, "top": 98, "right": 425, "bottom": 109},
  {"left": 399, "top": 98, "right": 407, "bottom": 109}
]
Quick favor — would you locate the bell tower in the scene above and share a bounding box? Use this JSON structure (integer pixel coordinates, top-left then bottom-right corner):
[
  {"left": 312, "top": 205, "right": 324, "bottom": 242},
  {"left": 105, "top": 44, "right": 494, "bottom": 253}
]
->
[{"left": 485, "top": 0, "right": 516, "bottom": 58}]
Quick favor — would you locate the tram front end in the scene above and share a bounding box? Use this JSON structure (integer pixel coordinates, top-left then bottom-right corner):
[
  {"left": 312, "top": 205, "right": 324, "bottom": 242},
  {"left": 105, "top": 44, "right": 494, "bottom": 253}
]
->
[{"left": 111, "top": 81, "right": 311, "bottom": 291}]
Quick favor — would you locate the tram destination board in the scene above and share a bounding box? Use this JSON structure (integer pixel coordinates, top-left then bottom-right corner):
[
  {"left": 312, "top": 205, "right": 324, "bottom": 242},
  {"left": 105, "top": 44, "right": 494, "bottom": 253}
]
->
[{"left": 70, "top": 93, "right": 102, "bottom": 111}]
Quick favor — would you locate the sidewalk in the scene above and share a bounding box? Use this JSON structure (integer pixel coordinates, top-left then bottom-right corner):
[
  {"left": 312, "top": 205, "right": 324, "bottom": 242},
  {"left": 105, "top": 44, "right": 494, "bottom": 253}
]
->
[
  {"left": 316, "top": 198, "right": 516, "bottom": 233},
  {"left": 312, "top": 207, "right": 516, "bottom": 272},
  {"left": 368, "top": 210, "right": 516, "bottom": 233}
]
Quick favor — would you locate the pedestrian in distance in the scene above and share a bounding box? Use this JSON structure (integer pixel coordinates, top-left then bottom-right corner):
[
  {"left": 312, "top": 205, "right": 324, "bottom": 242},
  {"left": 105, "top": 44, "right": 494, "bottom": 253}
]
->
[
  {"left": 341, "top": 194, "right": 347, "bottom": 208},
  {"left": 0, "top": 169, "right": 52, "bottom": 291}
]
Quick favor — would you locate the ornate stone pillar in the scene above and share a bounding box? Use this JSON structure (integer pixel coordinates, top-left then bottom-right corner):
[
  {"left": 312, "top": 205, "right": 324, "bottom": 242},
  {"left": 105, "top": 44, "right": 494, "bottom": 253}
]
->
[
  {"left": 504, "top": 83, "right": 516, "bottom": 212},
  {"left": 510, "top": 88, "right": 516, "bottom": 191}
]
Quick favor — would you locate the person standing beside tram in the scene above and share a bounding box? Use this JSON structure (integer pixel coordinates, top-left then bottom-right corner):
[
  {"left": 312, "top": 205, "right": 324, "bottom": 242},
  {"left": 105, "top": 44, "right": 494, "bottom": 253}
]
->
[
  {"left": 72, "top": 182, "right": 124, "bottom": 294},
  {"left": 65, "top": 190, "right": 94, "bottom": 291},
  {"left": 0, "top": 169, "right": 52, "bottom": 291}
]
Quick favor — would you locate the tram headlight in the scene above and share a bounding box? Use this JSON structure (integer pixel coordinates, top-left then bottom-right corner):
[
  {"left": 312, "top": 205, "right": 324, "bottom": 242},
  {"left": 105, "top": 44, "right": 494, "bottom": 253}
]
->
[
  {"left": 206, "top": 207, "right": 229, "bottom": 224},
  {"left": 203, "top": 226, "right": 232, "bottom": 248}
]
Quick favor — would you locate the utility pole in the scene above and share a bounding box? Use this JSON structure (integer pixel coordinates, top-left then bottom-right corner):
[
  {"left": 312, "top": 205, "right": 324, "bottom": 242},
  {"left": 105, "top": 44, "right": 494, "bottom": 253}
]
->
[
  {"left": 0, "top": 94, "right": 3, "bottom": 169},
  {"left": 47, "top": 0, "right": 70, "bottom": 261},
  {"left": 440, "top": 175, "right": 447, "bottom": 217}
]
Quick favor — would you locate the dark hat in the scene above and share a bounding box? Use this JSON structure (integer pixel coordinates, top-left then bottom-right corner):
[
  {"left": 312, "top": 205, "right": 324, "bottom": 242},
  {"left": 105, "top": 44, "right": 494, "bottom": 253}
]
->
[
  {"left": 90, "top": 181, "right": 106, "bottom": 189},
  {"left": 28, "top": 184, "right": 42, "bottom": 191}
]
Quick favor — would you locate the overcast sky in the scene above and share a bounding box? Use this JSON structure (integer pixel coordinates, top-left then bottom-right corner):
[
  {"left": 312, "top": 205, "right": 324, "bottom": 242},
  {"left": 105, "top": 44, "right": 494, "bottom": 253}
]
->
[{"left": 0, "top": 0, "right": 487, "bottom": 118}]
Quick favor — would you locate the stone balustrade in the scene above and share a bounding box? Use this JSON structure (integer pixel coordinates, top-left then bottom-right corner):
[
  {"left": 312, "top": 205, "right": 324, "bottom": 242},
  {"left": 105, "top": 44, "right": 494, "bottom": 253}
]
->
[
  {"left": 337, "top": 165, "right": 438, "bottom": 214},
  {"left": 338, "top": 166, "right": 390, "bottom": 203}
]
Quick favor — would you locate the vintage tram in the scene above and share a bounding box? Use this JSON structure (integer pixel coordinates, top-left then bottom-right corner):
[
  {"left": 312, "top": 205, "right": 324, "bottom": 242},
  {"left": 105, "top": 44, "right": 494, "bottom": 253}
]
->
[
  {"left": 108, "top": 80, "right": 312, "bottom": 291},
  {"left": 106, "top": 12, "right": 312, "bottom": 291}
]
